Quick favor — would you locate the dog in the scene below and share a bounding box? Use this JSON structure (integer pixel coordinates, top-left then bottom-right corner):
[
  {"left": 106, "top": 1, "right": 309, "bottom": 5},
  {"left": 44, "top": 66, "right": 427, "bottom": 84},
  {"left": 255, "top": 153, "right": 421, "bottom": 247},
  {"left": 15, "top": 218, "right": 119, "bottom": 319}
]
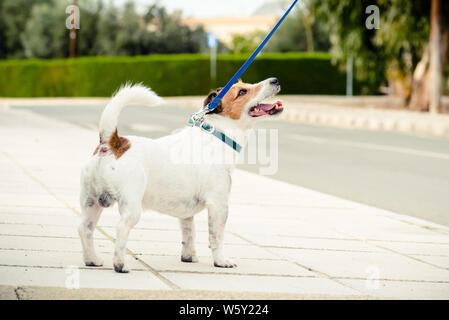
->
[{"left": 78, "top": 78, "right": 283, "bottom": 273}]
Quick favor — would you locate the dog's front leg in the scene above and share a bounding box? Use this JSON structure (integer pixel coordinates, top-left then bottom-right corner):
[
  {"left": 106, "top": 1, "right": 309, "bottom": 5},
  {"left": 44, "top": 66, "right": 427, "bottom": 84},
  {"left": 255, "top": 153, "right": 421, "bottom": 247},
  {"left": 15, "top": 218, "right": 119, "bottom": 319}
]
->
[
  {"left": 180, "top": 217, "right": 199, "bottom": 263},
  {"left": 113, "top": 201, "right": 141, "bottom": 273},
  {"left": 207, "top": 203, "right": 237, "bottom": 268}
]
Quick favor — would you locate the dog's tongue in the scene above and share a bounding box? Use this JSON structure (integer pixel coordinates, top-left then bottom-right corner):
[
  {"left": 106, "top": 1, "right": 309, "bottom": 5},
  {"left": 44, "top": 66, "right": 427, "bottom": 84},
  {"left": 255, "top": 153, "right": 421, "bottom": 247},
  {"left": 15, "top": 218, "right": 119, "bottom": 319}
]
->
[
  {"left": 258, "top": 103, "right": 276, "bottom": 111},
  {"left": 250, "top": 101, "right": 283, "bottom": 116}
]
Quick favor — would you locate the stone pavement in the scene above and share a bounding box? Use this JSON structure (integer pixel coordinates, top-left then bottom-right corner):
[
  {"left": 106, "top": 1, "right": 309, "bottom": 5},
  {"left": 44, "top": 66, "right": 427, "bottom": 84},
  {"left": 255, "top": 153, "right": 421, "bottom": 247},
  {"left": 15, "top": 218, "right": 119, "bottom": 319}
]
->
[{"left": 0, "top": 106, "right": 449, "bottom": 300}]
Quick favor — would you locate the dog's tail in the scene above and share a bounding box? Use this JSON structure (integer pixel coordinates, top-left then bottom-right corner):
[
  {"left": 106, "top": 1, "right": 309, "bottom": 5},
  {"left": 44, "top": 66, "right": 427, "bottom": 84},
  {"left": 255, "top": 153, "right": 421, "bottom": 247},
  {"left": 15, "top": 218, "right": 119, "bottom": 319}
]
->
[{"left": 99, "top": 83, "right": 163, "bottom": 142}]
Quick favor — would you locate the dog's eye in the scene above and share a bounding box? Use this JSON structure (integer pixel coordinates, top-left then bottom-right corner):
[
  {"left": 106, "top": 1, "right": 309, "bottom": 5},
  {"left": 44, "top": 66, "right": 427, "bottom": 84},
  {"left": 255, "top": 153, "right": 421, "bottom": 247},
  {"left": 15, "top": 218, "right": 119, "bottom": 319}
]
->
[{"left": 238, "top": 89, "right": 247, "bottom": 97}]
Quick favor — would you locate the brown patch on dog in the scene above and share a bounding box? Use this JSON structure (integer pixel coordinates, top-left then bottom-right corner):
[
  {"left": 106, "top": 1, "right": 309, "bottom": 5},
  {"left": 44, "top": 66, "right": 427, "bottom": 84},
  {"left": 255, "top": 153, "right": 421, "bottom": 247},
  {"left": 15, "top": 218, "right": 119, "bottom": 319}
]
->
[
  {"left": 108, "top": 129, "right": 131, "bottom": 159},
  {"left": 204, "top": 81, "right": 262, "bottom": 120},
  {"left": 203, "top": 88, "right": 223, "bottom": 113}
]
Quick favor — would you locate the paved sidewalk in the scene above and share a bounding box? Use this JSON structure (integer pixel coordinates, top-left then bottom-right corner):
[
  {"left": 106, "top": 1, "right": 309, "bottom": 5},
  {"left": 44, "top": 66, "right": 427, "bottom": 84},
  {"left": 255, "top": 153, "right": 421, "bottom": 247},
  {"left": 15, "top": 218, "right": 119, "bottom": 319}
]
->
[{"left": 1, "top": 106, "right": 449, "bottom": 299}]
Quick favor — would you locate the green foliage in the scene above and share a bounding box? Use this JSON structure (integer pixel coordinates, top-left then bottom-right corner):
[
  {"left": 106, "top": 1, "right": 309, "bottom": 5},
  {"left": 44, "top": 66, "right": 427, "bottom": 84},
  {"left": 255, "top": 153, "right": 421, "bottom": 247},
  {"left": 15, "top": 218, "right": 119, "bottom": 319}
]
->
[
  {"left": 265, "top": 1, "right": 331, "bottom": 53},
  {"left": 228, "top": 31, "right": 266, "bottom": 54},
  {"left": 312, "top": 0, "right": 387, "bottom": 94},
  {"left": 0, "top": 53, "right": 356, "bottom": 97},
  {"left": 0, "top": 0, "right": 51, "bottom": 58},
  {"left": 0, "top": 0, "right": 209, "bottom": 59},
  {"left": 216, "top": 52, "right": 348, "bottom": 94},
  {"left": 228, "top": 2, "right": 331, "bottom": 54},
  {"left": 20, "top": 0, "right": 67, "bottom": 58},
  {"left": 137, "top": 5, "right": 207, "bottom": 54},
  {"left": 92, "top": 1, "right": 121, "bottom": 55},
  {"left": 311, "top": 0, "right": 449, "bottom": 94}
]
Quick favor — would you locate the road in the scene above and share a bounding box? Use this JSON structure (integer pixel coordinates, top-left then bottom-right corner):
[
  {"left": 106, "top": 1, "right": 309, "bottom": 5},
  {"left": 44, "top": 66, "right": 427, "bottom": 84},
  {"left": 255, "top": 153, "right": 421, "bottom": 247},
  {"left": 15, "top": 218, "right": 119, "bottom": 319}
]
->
[{"left": 15, "top": 103, "right": 449, "bottom": 226}]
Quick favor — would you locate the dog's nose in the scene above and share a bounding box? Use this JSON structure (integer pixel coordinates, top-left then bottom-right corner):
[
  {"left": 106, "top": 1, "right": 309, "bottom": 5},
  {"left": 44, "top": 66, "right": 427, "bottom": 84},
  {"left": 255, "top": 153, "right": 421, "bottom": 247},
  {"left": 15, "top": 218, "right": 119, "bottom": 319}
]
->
[{"left": 270, "top": 78, "right": 279, "bottom": 86}]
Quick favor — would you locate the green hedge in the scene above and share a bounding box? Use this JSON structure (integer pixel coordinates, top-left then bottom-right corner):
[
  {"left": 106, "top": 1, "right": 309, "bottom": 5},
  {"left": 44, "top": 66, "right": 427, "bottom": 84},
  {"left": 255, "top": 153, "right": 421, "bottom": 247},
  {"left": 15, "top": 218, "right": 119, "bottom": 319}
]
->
[{"left": 0, "top": 53, "right": 353, "bottom": 97}]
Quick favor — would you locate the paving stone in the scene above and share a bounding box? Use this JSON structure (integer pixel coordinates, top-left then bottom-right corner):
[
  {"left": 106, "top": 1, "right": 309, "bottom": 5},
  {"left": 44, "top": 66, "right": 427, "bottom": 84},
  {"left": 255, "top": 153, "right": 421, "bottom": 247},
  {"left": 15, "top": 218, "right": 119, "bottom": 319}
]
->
[
  {"left": 0, "top": 206, "right": 75, "bottom": 216},
  {"left": 0, "top": 224, "right": 107, "bottom": 239},
  {"left": 0, "top": 213, "right": 79, "bottom": 226},
  {"left": 101, "top": 227, "right": 246, "bottom": 245},
  {"left": 341, "top": 279, "right": 449, "bottom": 299},
  {"left": 0, "top": 249, "right": 145, "bottom": 271},
  {"left": 272, "top": 248, "right": 449, "bottom": 282},
  {"left": 140, "top": 255, "right": 314, "bottom": 277},
  {"left": 371, "top": 240, "right": 449, "bottom": 256},
  {"left": 128, "top": 241, "right": 279, "bottom": 260},
  {"left": 0, "top": 235, "right": 114, "bottom": 253},
  {"left": 0, "top": 266, "right": 170, "bottom": 290},
  {"left": 410, "top": 255, "right": 449, "bottom": 270},
  {"left": 161, "top": 272, "right": 362, "bottom": 296}
]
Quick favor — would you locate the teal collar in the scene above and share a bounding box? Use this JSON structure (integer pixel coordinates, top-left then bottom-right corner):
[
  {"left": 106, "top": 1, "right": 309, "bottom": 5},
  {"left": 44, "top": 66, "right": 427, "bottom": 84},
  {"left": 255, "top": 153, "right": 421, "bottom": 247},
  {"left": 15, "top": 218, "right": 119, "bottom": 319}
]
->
[{"left": 188, "top": 118, "right": 242, "bottom": 153}]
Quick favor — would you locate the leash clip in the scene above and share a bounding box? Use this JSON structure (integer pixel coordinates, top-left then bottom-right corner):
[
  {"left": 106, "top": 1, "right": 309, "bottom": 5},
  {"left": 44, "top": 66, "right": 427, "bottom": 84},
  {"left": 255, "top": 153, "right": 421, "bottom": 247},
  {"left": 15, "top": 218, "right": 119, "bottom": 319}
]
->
[
  {"left": 189, "top": 106, "right": 209, "bottom": 126},
  {"left": 188, "top": 108, "right": 215, "bottom": 134}
]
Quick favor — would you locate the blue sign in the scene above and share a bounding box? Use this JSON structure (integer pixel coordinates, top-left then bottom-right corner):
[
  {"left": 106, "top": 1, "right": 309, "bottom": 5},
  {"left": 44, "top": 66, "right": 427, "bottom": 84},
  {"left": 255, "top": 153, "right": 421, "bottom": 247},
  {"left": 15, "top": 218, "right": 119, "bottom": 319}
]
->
[{"left": 206, "top": 32, "right": 217, "bottom": 48}]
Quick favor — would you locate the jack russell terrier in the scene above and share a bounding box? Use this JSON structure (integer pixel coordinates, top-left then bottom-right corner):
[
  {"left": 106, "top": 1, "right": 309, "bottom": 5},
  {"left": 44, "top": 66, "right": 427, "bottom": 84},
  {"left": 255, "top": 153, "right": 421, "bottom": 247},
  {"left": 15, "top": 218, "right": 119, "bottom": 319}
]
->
[{"left": 78, "top": 78, "right": 283, "bottom": 273}]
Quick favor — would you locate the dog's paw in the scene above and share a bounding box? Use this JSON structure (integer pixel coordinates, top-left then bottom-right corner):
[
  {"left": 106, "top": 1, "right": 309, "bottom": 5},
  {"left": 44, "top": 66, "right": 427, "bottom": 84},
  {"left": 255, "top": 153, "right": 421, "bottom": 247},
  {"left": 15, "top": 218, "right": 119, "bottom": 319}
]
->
[
  {"left": 181, "top": 255, "right": 199, "bottom": 263},
  {"left": 84, "top": 256, "right": 104, "bottom": 267},
  {"left": 113, "top": 262, "right": 130, "bottom": 273},
  {"left": 213, "top": 258, "right": 237, "bottom": 268}
]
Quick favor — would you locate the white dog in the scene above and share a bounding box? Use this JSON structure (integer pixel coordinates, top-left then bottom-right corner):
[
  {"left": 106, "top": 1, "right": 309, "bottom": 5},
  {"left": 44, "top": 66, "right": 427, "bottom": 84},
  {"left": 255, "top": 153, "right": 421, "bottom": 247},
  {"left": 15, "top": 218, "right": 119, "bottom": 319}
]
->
[{"left": 78, "top": 78, "right": 283, "bottom": 273}]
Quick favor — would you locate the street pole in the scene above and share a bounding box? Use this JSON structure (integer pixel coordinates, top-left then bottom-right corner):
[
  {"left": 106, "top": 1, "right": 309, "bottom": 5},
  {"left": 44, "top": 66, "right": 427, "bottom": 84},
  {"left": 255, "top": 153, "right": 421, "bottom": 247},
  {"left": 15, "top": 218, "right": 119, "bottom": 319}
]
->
[
  {"left": 207, "top": 32, "right": 218, "bottom": 89},
  {"left": 210, "top": 45, "right": 217, "bottom": 89},
  {"left": 346, "top": 54, "right": 353, "bottom": 96}
]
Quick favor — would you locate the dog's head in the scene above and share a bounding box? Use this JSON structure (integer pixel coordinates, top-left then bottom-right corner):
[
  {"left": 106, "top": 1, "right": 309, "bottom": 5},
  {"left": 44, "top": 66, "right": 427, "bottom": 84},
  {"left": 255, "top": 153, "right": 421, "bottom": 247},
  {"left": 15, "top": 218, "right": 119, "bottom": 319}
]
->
[{"left": 203, "top": 78, "right": 283, "bottom": 122}]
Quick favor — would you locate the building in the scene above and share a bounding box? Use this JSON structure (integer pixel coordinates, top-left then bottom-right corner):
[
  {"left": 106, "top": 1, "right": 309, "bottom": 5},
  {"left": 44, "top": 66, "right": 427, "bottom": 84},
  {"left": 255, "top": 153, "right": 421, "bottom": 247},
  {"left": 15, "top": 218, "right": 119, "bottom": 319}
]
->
[{"left": 181, "top": 1, "right": 291, "bottom": 45}]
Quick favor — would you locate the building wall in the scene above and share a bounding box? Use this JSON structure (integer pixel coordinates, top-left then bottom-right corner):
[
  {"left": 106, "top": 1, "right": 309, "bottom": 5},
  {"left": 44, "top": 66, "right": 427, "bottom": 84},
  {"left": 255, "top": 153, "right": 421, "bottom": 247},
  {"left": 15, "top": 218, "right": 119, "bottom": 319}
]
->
[{"left": 182, "top": 16, "right": 277, "bottom": 45}]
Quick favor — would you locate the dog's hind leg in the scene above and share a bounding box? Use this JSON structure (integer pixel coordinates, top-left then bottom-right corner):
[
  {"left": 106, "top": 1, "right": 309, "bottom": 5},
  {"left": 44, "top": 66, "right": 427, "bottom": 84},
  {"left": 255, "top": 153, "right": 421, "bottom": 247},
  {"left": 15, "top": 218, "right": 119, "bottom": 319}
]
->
[
  {"left": 78, "top": 195, "right": 104, "bottom": 267},
  {"left": 180, "top": 217, "right": 198, "bottom": 263},
  {"left": 113, "top": 198, "right": 142, "bottom": 273},
  {"left": 207, "top": 202, "right": 237, "bottom": 268}
]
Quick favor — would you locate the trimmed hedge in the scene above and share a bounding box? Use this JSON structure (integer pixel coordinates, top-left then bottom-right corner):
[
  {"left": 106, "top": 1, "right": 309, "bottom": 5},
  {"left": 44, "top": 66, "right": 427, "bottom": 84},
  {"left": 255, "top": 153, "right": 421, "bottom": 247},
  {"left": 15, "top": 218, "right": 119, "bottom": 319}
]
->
[{"left": 0, "top": 53, "right": 352, "bottom": 97}]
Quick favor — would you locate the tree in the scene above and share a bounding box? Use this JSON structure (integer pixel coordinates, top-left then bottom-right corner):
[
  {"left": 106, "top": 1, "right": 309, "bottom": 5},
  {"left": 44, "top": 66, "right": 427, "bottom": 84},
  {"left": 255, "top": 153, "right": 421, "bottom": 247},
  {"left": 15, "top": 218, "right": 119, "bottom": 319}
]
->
[
  {"left": 76, "top": 0, "right": 103, "bottom": 56},
  {"left": 139, "top": 4, "right": 207, "bottom": 54},
  {"left": 0, "top": 0, "right": 51, "bottom": 58},
  {"left": 313, "top": 0, "right": 388, "bottom": 95},
  {"left": 408, "top": 0, "right": 449, "bottom": 112},
  {"left": 1, "top": 0, "right": 209, "bottom": 58},
  {"left": 265, "top": 1, "right": 330, "bottom": 53},
  {"left": 114, "top": 0, "right": 141, "bottom": 56},
  {"left": 313, "top": 0, "right": 449, "bottom": 111},
  {"left": 20, "top": 0, "right": 67, "bottom": 58},
  {"left": 228, "top": 30, "right": 265, "bottom": 54},
  {"left": 92, "top": 0, "right": 121, "bottom": 55}
]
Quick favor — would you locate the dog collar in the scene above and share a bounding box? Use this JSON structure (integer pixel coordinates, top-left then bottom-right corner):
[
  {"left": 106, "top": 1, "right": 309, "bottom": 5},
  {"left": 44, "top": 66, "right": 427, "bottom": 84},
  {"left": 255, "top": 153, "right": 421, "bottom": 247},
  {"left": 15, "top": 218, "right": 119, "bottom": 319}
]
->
[{"left": 188, "top": 118, "right": 242, "bottom": 153}]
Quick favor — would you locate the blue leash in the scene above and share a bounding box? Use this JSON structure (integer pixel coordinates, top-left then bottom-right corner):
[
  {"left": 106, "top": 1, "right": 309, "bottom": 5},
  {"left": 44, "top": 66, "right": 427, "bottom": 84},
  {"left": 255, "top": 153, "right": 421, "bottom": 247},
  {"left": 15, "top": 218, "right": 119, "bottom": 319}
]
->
[
  {"left": 189, "top": 0, "right": 298, "bottom": 152},
  {"left": 206, "top": 0, "right": 298, "bottom": 111}
]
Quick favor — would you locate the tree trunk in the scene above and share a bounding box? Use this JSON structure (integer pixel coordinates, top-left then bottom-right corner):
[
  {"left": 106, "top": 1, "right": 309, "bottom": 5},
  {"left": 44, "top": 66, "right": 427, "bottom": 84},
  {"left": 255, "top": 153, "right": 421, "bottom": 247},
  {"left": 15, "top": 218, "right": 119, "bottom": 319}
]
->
[
  {"left": 302, "top": 3, "right": 314, "bottom": 52},
  {"left": 408, "top": 0, "right": 445, "bottom": 112},
  {"left": 428, "top": 0, "right": 442, "bottom": 113},
  {"left": 408, "top": 46, "right": 430, "bottom": 111}
]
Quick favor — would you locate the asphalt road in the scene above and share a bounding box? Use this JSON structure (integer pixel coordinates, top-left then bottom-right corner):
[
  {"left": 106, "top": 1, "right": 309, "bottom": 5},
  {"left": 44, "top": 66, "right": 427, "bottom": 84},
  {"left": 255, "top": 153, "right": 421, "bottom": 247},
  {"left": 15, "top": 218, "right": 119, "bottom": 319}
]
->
[{"left": 15, "top": 104, "right": 449, "bottom": 226}]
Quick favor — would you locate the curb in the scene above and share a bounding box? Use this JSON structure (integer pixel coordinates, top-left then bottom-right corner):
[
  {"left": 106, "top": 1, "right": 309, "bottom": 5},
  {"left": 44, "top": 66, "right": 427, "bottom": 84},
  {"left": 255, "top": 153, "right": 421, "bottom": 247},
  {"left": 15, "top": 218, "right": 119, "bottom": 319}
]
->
[{"left": 281, "top": 107, "right": 449, "bottom": 138}]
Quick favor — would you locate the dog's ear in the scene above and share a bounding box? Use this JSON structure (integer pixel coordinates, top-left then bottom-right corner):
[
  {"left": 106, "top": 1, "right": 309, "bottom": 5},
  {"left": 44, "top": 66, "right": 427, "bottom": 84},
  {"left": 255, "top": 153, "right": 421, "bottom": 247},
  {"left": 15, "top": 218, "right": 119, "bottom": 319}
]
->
[{"left": 203, "top": 88, "right": 223, "bottom": 113}]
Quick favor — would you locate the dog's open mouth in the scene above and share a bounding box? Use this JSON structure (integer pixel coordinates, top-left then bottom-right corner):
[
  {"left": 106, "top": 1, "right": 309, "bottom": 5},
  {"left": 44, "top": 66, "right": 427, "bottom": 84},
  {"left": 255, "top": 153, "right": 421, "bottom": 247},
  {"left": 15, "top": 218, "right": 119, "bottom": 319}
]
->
[{"left": 248, "top": 101, "right": 283, "bottom": 117}]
